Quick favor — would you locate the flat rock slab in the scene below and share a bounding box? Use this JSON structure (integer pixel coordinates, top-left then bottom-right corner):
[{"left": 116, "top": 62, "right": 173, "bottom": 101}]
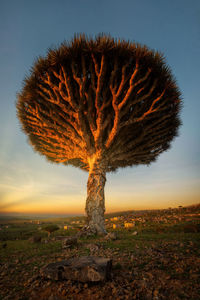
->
[{"left": 41, "top": 256, "right": 112, "bottom": 282}]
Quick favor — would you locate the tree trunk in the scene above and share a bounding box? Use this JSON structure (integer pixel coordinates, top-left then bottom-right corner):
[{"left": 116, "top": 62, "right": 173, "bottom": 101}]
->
[{"left": 85, "top": 159, "right": 107, "bottom": 235}]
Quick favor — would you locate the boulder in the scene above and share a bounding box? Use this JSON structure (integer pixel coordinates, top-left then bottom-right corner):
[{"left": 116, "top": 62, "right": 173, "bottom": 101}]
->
[
  {"left": 85, "top": 243, "right": 99, "bottom": 252},
  {"left": 132, "top": 231, "right": 138, "bottom": 236},
  {"left": 62, "top": 236, "right": 78, "bottom": 249},
  {"left": 54, "top": 236, "right": 69, "bottom": 241},
  {"left": 104, "top": 232, "right": 117, "bottom": 240},
  {"left": 41, "top": 256, "right": 112, "bottom": 282}
]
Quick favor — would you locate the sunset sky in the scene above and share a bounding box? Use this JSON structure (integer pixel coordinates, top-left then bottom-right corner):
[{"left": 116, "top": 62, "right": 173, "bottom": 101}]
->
[{"left": 0, "top": 0, "right": 199, "bottom": 216}]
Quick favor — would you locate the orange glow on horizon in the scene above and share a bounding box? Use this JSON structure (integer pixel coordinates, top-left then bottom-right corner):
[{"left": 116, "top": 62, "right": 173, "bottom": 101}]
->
[{"left": 1, "top": 194, "right": 199, "bottom": 216}]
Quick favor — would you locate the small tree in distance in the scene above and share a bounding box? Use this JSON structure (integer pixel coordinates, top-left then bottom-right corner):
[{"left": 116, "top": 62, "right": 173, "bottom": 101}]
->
[
  {"left": 43, "top": 225, "right": 59, "bottom": 238},
  {"left": 17, "top": 34, "right": 181, "bottom": 235}
]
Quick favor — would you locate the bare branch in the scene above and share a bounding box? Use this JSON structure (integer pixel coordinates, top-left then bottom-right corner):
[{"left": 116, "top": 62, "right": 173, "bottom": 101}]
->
[
  {"left": 94, "top": 55, "right": 106, "bottom": 147},
  {"left": 133, "top": 87, "right": 166, "bottom": 122},
  {"left": 118, "top": 60, "right": 139, "bottom": 110}
]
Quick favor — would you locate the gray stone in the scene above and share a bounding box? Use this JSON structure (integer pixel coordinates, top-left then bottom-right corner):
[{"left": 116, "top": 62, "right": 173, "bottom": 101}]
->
[
  {"left": 41, "top": 256, "right": 112, "bottom": 282},
  {"left": 62, "top": 236, "right": 78, "bottom": 249},
  {"left": 85, "top": 243, "right": 99, "bottom": 252},
  {"left": 55, "top": 236, "right": 69, "bottom": 241},
  {"left": 132, "top": 231, "right": 138, "bottom": 235},
  {"left": 104, "top": 232, "right": 117, "bottom": 240}
]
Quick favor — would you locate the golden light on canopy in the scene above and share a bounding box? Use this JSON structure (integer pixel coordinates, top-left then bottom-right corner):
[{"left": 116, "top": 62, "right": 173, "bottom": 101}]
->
[{"left": 17, "top": 34, "right": 181, "bottom": 234}]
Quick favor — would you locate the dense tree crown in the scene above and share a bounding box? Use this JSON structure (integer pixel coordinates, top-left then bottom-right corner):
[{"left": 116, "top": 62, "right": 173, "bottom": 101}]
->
[{"left": 17, "top": 35, "right": 181, "bottom": 172}]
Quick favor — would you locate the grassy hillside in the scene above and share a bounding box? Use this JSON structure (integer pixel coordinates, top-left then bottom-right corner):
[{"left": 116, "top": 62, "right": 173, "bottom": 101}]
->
[{"left": 0, "top": 204, "right": 199, "bottom": 299}]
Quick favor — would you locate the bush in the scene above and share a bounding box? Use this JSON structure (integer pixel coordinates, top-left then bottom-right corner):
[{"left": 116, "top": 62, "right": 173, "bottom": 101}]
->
[
  {"left": 183, "top": 224, "right": 200, "bottom": 233},
  {"left": 43, "top": 225, "right": 59, "bottom": 237},
  {"left": 29, "top": 235, "right": 42, "bottom": 243}
]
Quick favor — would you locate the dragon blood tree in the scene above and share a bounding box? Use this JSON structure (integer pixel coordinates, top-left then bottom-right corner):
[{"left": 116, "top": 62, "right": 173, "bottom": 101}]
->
[{"left": 17, "top": 35, "right": 181, "bottom": 235}]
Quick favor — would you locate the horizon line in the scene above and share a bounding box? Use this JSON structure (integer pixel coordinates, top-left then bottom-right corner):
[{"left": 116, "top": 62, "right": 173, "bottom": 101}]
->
[{"left": 0, "top": 203, "right": 199, "bottom": 218}]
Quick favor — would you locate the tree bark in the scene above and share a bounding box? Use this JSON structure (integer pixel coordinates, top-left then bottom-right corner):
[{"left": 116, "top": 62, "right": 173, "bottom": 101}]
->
[{"left": 85, "top": 159, "right": 107, "bottom": 235}]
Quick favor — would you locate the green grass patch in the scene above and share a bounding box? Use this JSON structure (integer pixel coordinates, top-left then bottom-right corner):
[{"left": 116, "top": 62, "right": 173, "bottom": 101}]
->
[{"left": 0, "top": 239, "right": 62, "bottom": 262}]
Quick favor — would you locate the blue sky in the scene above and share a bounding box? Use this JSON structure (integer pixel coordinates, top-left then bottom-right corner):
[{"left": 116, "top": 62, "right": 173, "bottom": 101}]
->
[{"left": 0, "top": 0, "right": 199, "bottom": 215}]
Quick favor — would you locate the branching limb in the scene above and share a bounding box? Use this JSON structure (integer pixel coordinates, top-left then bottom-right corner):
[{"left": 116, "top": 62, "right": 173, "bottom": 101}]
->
[
  {"left": 106, "top": 60, "right": 140, "bottom": 148},
  {"left": 93, "top": 55, "right": 107, "bottom": 147},
  {"left": 118, "top": 60, "right": 139, "bottom": 110},
  {"left": 133, "top": 87, "right": 166, "bottom": 122}
]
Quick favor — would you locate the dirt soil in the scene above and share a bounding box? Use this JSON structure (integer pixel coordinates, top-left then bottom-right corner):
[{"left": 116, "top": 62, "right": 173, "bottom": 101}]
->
[{"left": 1, "top": 239, "right": 200, "bottom": 300}]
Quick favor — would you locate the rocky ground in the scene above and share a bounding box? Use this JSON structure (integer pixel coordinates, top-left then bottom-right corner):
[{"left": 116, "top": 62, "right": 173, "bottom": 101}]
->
[{"left": 0, "top": 205, "right": 200, "bottom": 299}]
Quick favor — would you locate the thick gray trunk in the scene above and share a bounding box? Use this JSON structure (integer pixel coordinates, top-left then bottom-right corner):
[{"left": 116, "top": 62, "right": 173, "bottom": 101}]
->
[{"left": 85, "top": 160, "right": 107, "bottom": 235}]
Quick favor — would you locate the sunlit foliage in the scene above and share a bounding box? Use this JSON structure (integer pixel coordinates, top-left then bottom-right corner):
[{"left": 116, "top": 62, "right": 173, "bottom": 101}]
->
[{"left": 17, "top": 34, "right": 181, "bottom": 172}]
